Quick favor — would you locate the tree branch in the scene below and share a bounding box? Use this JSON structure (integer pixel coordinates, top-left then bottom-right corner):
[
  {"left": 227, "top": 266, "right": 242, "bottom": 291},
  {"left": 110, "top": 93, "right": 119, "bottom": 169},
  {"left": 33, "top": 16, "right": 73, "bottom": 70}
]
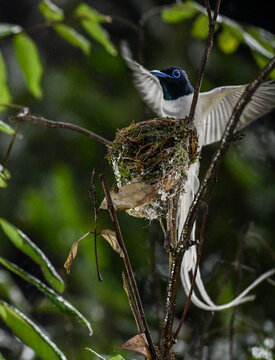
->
[
  {"left": 99, "top": 174, "right": 158, "bottom": 360},
  {"left": 188, "top": 0, "right": 221, "bottom": 124},
  {"left": 10, "top": 113, "right": 112, "bottom": 146}
]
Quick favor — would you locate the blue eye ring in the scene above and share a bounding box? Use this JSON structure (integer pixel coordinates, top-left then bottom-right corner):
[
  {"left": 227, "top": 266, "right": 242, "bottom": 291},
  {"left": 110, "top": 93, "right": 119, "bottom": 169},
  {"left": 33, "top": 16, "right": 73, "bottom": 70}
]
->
[{"left": 172, "top": 69, "right": 181, "bottom": 79}]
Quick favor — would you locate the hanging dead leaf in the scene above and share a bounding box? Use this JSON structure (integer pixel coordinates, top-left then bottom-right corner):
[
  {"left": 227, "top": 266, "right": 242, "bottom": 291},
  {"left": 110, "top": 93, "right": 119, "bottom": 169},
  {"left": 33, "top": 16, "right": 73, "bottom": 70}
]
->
[
  {"left": 100, "top": 181, "right": 157, "bottom": 211},
  {"left": 64, "top": 231, "right": 91, "bottom": 274},
  {"left": 118, "top": 333, "right": 152, "bottom": 360},
  {"left": 100, "top": 229, "right": 124, "bottom": 257}
]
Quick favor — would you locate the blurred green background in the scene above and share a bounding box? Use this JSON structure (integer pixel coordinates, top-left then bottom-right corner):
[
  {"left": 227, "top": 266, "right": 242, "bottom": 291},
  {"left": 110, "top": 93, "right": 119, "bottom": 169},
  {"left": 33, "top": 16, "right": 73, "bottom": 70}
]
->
[{"left": 0, "top": 1, "right": 275, "bottom": 359}]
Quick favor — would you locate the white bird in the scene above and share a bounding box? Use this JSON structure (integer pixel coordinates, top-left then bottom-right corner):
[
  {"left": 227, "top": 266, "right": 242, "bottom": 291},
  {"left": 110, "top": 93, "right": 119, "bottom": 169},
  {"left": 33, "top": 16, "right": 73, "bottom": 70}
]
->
[{"left": 121, "top": 43, "right": 275, "bottom": 311}]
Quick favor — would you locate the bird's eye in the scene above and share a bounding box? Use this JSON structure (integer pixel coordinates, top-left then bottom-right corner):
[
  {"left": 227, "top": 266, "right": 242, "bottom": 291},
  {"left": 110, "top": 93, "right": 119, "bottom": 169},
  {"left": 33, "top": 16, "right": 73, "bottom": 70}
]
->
[{"left": 172, "top": 69, "right": 181, "bottom": 79}]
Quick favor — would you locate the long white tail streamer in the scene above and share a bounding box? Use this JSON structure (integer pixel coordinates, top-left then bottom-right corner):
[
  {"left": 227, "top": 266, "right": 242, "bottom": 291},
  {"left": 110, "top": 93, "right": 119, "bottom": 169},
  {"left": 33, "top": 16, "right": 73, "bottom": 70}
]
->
[{"left": 178, "top": 163, "right": 275, "bottom": 311}]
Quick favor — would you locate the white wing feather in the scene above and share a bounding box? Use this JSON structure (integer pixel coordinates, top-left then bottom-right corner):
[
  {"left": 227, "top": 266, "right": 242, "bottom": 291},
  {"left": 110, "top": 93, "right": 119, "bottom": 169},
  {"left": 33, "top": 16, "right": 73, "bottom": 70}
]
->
[
  {"left": 197, "top": 81, "right": 275, "bottom": 146},
  {"left": 121, "top": 43, "right": 164, "bottom": 116}
]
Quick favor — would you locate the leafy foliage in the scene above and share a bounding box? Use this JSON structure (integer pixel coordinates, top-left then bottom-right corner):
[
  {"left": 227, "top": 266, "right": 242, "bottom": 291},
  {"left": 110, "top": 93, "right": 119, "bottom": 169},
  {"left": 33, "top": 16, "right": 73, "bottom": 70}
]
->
[
  {"left": 0, "top": 300, "right": 67, "bottom": 360},
  {"left": 0, "top": 52, "right": 11, "bottom": 109},
  {"left": 0, "top": 0, "right": 274, "bottom": 359},
  {"left": 0, "top": 257, "right": 92, "bottom": 335},
  {"left": 162, "top": 0, "right": 275, "bottom": 78},
  {"left": 0, "top": 218, "right": 65, "bottom": 292},
  {"left": 74, "top": 3, "right": 117, "bottom": 56},
  {"left": 13, "top": 33, "right": 43, "bottom": 98}
]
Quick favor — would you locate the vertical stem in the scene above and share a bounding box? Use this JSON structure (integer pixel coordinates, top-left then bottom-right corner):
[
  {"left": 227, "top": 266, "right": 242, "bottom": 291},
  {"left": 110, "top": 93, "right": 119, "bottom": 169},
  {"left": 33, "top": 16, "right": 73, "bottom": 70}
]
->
[
  {"left": 160, "top": 253, "right": 182, "bottom": 359},
  {"left": 2, "top": 122, "right": 21, "bottom": 170},
  {"left": 150, "top": 222, "right": 162, "bottom": 338},
  {"left": 100, "top": 175, "right": 158, "bottom": 360}
]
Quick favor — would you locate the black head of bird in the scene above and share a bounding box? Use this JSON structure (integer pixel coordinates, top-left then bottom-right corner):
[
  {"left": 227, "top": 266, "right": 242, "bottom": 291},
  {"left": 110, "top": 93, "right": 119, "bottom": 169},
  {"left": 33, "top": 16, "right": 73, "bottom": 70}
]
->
[{"left": 151, "top": 67, "right": 194, "bottom": 100}]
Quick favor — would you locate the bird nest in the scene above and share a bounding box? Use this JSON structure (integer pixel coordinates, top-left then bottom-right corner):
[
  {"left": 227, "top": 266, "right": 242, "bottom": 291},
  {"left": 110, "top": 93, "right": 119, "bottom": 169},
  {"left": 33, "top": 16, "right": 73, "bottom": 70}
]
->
[{"left": 107, "top": 118, "right": 199, "bottom": 220}]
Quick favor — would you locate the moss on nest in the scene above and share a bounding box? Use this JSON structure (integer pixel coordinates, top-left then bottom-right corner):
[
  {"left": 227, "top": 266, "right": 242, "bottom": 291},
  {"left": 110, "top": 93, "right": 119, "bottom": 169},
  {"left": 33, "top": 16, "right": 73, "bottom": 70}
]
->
[{"left": 107, "top": 117, "right": 199, "bottom": 219}]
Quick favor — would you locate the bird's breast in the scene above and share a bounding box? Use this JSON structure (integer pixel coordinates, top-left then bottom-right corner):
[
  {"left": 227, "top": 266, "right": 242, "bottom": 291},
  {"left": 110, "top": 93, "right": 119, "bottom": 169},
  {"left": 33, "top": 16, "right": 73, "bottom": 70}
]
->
[{"left": 162, "top": 94, "right": 194, "bottom": 118}]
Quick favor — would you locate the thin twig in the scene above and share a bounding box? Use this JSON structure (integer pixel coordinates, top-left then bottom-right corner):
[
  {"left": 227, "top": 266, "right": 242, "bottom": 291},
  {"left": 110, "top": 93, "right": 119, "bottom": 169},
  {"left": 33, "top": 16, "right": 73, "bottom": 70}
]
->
[
  {"left": 122, "top": 272, "right": 143, "bottom": 333},
  {"left": 173, "top": 205, "right": 208, "bottom": 342},
  {"left": 179, "top": 55, "right": 275, "bottom": 251},
  {"left": 160, "top": 251, "right": 182, "bottom": 358},
  {"left": 150, "top": 222, "right": 162, "bottom": 339},
  {"left": 2, "top": 122, "right": 21, "bottom": 170},
  {"left": 99, "top": 174, "right": 158, "bottom": 360},
  {"left": 89, "top": 169, "right": 103, "bottom": 282},
  {"left": 10, "top": 113, "right": 112, "bottom": 146},
  {"left": 1, "top": 105, "right": 30, "bottom": 169},
  {"left": 187, "top": 0, "right": 221, "bottom": 124}
]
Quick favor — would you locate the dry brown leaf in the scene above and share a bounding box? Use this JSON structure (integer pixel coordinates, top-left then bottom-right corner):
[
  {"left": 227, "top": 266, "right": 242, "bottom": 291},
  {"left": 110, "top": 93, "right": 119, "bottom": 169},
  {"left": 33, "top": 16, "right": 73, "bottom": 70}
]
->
[
  {"left": 99, "top": 181, "right": 157, "bottom": 211},
  {"left": 118, "top": 333, "right": 152, "bottom": 360},
  {"left": 100, "top": 229, "right": 124, "bottom": 257},
  {"left": 64, "top": 231, "right": 91, "bottom": 274}
]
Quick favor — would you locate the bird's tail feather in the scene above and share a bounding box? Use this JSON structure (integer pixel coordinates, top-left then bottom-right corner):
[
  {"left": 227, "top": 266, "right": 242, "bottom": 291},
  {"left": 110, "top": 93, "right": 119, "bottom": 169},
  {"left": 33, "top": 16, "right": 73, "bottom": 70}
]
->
[
  {"left": 181, "top": 246, "right": 275, "bottom": 311},
  {"left": 178, "top": 163, "right": 275, "bottom": 311}
]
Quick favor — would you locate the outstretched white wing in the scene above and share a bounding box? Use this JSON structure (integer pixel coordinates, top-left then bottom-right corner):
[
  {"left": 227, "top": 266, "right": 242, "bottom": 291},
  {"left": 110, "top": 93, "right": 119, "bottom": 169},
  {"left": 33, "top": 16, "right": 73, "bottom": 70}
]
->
[
  {"left": 121, "top": 43, "right": 164, "bottom": 116},
  {"left": 197, "top": 81, "right": 275, "bottom": 146}
]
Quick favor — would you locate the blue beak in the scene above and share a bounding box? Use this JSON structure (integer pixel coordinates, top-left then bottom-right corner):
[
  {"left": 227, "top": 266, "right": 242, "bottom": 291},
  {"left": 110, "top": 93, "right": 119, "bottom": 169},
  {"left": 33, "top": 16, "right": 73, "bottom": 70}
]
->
[{"left": 151, "top": 70, "right": 172, "bottom": 78}]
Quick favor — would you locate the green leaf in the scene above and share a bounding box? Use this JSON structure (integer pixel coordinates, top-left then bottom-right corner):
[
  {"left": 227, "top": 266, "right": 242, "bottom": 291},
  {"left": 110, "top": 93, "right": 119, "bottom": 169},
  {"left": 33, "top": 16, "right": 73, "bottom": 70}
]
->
[
  {"left": 75, "top": 4, "right": 117, "bottom": 56},
  {"left": 246, "top": 26, "right": 275, "bottom": 55},
  {"left": 218, "top": 27, "right": 240, "bottom": 54},
  {"left": 161, "top": 1, "right": 198, "bottom": 23},
  {"left": 54, "top": 25, "right": 91, "bottom": 54},
  {"left": 191, "top": 14, "right": 209, "bottom": 39},
  {"left": 39, "top": 0, "right": 64, "bottom": 21},
  {"left": 218, "top": 17, "right": 273, "bottom": 58},
  {"left": 0, "top": 218, "right": 65, "bottom": 293},
  {"left": 39, "top": 1, "right": 91, "bottom": 54},
  {"left": 0, "top": 51, "right": 12, "bottom": 110},
  {"left": 0, "top": 120, "right": 14, "bottom": 134},
  {"left": 75, "top": 3, "right": 111, "bottom": 23},
  {"left": 0, "top": 257, "right": 93, "bottom": 335},
  {"left": 0, "top": 24, "right": 22, "bottom": 39},
  {"left": 13, "top": 33, "right": 43, "bottom": 98},
  {"left": 0, "top": 300, "right": 67, "bottom": 360},
  {"left": 0, "top": 165, "right": 11, "bottom": 188}
]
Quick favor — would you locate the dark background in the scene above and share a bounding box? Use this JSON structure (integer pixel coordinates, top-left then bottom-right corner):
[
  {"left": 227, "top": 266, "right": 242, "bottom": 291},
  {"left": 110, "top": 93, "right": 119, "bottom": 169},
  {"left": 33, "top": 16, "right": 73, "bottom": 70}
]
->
[{"left": 0, "top": 1, "right": 274, "bottom": 359}]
